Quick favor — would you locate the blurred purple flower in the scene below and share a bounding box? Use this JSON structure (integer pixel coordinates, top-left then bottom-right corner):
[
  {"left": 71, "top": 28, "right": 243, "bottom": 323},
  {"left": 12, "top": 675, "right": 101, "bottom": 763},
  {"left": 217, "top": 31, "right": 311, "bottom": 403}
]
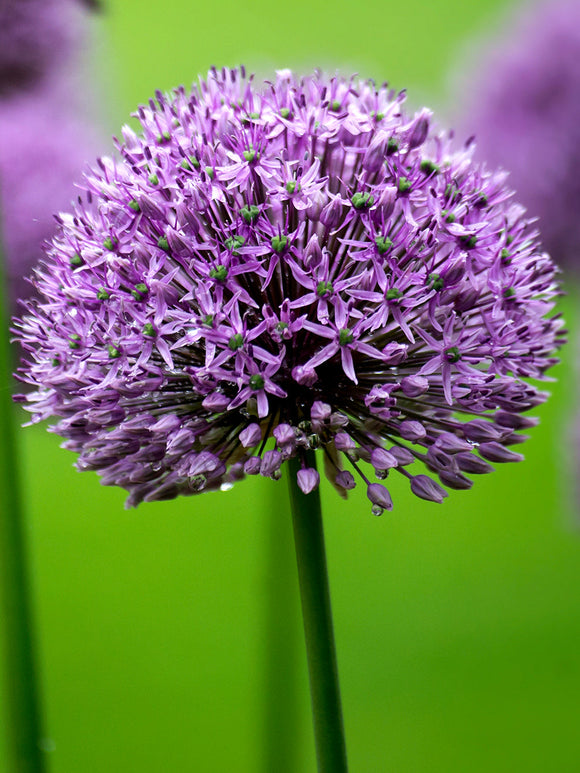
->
[
  {"left": 0, "top": 0, "right": 101, "bottom": 314},
  {"left": 0, "top": 0, "right": 85, "bottom": 95},
  {"left": 14, "top": 68, "right": 564, "bottom": 511},
  {"left": 455, "top": 0, "right": 580, "bottom": 272},
  {"left": 0, "top": 91, "right": 98, "bottom": 312}
]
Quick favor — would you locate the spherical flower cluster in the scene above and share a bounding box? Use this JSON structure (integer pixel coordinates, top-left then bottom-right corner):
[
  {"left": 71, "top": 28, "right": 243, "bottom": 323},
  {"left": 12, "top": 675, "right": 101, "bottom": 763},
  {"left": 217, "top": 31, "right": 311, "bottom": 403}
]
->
[
  {"left": 455, "top": 0, "right": 580, "bottom": 272},
  {"left": 15, "top": 68, "right": 564, "bottom": 512}
]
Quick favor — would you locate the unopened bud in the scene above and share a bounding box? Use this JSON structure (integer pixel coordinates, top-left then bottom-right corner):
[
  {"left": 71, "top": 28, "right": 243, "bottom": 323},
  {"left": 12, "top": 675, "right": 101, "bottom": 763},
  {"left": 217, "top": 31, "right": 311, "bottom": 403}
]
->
[
  {"left": 406, "top": 108, "right": 431, "bottom": 149},
  {"left": 410, "top": 474, "right": 448, "bottom": 503},
  {"left": 362, "top": 131, "right": 390, "bottom": 173},
  {"left": 303, "top": 234, "right": 322, "bottom": 269},
  {"left": 335, "top": 470, "right": 356, "bottom": 490},
  {"left": 297, "top": 467, "right": 320, "bottom": 494},
  {"left": 367, "top": 482, "right": 393, "bottom": 511},
  {"left": 240, "top": 423, "right": 262, "bottom": 448}
]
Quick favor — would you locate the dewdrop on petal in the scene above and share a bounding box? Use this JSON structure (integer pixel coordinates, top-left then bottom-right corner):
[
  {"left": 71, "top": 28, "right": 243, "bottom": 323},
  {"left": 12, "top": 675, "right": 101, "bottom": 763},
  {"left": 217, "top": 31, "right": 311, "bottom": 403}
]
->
[{"left": 15, "top": 67, "right": 564, "bottom": 512}]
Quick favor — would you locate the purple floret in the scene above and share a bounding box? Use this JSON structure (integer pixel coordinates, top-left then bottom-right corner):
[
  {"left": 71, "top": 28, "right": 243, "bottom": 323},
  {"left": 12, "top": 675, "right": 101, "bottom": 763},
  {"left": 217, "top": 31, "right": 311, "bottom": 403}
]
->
[
  {"left": 14, "top": 68, "right": 565, "bottom": 511},
  {"left": 456, "top": 0, "right": 580, "bottom": 272}
]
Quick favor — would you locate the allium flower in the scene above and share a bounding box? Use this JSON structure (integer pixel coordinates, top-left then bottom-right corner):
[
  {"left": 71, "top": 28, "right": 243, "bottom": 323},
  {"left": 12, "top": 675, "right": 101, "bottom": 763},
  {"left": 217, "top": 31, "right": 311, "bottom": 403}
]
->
[
  {"left": 15, "top": 68, "right": 564, "bottom": 511},
  {"left": 455, "top": 0, "right": 580, "bottom": 272},
  {"left": 0, "top": 0, "right": 86, "bottom": 95},
  {"left": 0, "top": 90, "right": 100, "bottom": 313}
]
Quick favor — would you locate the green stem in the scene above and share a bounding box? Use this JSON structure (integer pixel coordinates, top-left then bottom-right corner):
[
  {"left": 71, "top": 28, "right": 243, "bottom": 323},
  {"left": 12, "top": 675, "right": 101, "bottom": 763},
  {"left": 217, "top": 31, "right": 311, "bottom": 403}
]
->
[
  {"left": 287, "top": 452, "right": 348, "bottom": 773},
  {"left": 261, "top": 481, "right": 300, "bottom": 773},
  {"left": 0, "top": 235, "right": 47, "bottom": 772}
]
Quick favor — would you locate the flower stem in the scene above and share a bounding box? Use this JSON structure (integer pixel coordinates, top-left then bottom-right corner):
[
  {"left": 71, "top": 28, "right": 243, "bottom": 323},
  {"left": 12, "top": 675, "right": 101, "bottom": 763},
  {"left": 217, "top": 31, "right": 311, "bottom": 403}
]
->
[
  {"left": 261, "top": 481, "right": 300, "bottom": 773},
  {"left": 287, "top": 452, "right": 348, "bottom": 773},
  {"left": 0, "top": 233, "right": 47, "bottom": 772}
]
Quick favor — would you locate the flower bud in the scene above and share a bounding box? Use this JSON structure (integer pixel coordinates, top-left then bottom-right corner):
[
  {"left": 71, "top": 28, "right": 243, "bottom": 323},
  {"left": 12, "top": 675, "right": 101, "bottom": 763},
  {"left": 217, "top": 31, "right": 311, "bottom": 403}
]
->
[
  {"left": 406, "top": 108, "right": 431, "bottom": 149},
  {"left": 370, "top": 186, "right": 397, "bottom": 225},
  {"left": 334, "top": 432, "right": 355, "bottom": 451},
  {"left": 494, "top": 411, "right": 538, "bottom": 430},
  {"left": 292, "top": 365, "right": 318, "bottom": 386},
  {"left": 362, "top": 131, "right": 390, "bottom": 173},
  {"left": 303, "top": 234, "right": 322, "bottom": 269},
  {"left": 367, "top": 482, "right": 393, "bottom": 511},
  {"left": 166, "top": 228, "right": 191, "bottom": 256},
  {"left": 274, "top": 423, "right": 295, "bottom": 446},
  {"left": 305, "top": 190, "right": 326, "bottom": 220},
  {"left": 202, "top": 392, "right": 231, "bottom": 412},
  {"left": 239, "top": 423, "right": 262, "bottom": 448},
  {"left": 434, "top": 432, "right": 472, "bottom": 454},
  {"left": 244, "top": 456, "right": 262, "bottom": 474},
  {"left": 400, "top": 375, "right": 429, "bottom": 397},
  {"left": 335, "top": 470, "right": 356, "bottom": 490},
  {"left": 370, "top": 447, "right": 398, "bottom": 470},
  {"left": 438, "top": 470, "right": 472, "bottom": 490},
  {"left": 477, "top": 442, "right": 524, "bottom": 463},
  {"left": 462, "top": 420, "right": 503, "bottom": 443},
  {"left": 381, "top": 342, "right": 408, "bottom": 365},
  {"left": 175, "top": 201, "right": 202, "bottom": 235},
  {"left": 320, "top": 196, "right": 344, "bottom": 229},
  {"left": 399, "top": 420, "right": 426, "bottom": 441},
  {"left": 188, "top": 451, "right": 222, "bottom": 476},
  {"left": 388, "top": 446, "right": 415, "bottom": 466},
  {"left": 260, "top": 449, "right": 283, "bottom": 476},
  {"left": 311, "top": 401, "right": 332, "bottom": 424},
  {"left": 455, "top": 452, "right": 494, "bottom": 474},
  {"left": 410, "top": 474, "right": 448, "bottom": 503},
  {"left": 426, "top": 446, "right": 454, "bottom": 471},
  {"left": 297, "top": 467, "right": 320, "bottom": 494},
  {"left": 139, "top": 193, "right": 166, "bottom": 221}
]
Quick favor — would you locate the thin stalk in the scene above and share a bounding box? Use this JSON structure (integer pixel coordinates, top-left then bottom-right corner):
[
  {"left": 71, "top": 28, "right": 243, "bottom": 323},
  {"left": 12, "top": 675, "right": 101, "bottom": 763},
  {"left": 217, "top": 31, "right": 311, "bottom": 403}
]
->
[
  {"left": 261, "top": 481, "right": 301, "bottom": 773},
  {"left": 0, "top": 233, "right": 47, "bottom": 772},
  {"left": 287, "top": 452, "right": 348, "bottom": 773}
]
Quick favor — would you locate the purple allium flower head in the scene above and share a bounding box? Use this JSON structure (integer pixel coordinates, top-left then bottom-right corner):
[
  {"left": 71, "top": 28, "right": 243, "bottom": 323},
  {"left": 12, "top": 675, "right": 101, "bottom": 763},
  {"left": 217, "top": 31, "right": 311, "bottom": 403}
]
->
[
  {"left": 0, "top": 90, "right": 100, "bottom": 313},
  {"left": 0, "top": 0, "right": 86, "bottom": 95},
  {"left": 14, "top": 68, "right": 564, "bottom": 511},
  {"left": 455, "top": 0, "right": 580, "bottom": 272}
]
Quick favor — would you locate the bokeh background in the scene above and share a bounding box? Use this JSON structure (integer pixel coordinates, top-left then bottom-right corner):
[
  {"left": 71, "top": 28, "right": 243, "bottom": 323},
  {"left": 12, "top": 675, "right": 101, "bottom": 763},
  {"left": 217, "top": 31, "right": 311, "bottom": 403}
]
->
[{"left": 1, "top": 0, "right": 579, "bottom": 771}]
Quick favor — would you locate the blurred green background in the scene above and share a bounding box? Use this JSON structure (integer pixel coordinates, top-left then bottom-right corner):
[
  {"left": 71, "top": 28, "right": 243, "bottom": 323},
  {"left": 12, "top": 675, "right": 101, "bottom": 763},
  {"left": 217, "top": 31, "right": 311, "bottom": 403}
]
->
[{"left": 2, "top": 0, "right": 580, "bottom": 771}]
